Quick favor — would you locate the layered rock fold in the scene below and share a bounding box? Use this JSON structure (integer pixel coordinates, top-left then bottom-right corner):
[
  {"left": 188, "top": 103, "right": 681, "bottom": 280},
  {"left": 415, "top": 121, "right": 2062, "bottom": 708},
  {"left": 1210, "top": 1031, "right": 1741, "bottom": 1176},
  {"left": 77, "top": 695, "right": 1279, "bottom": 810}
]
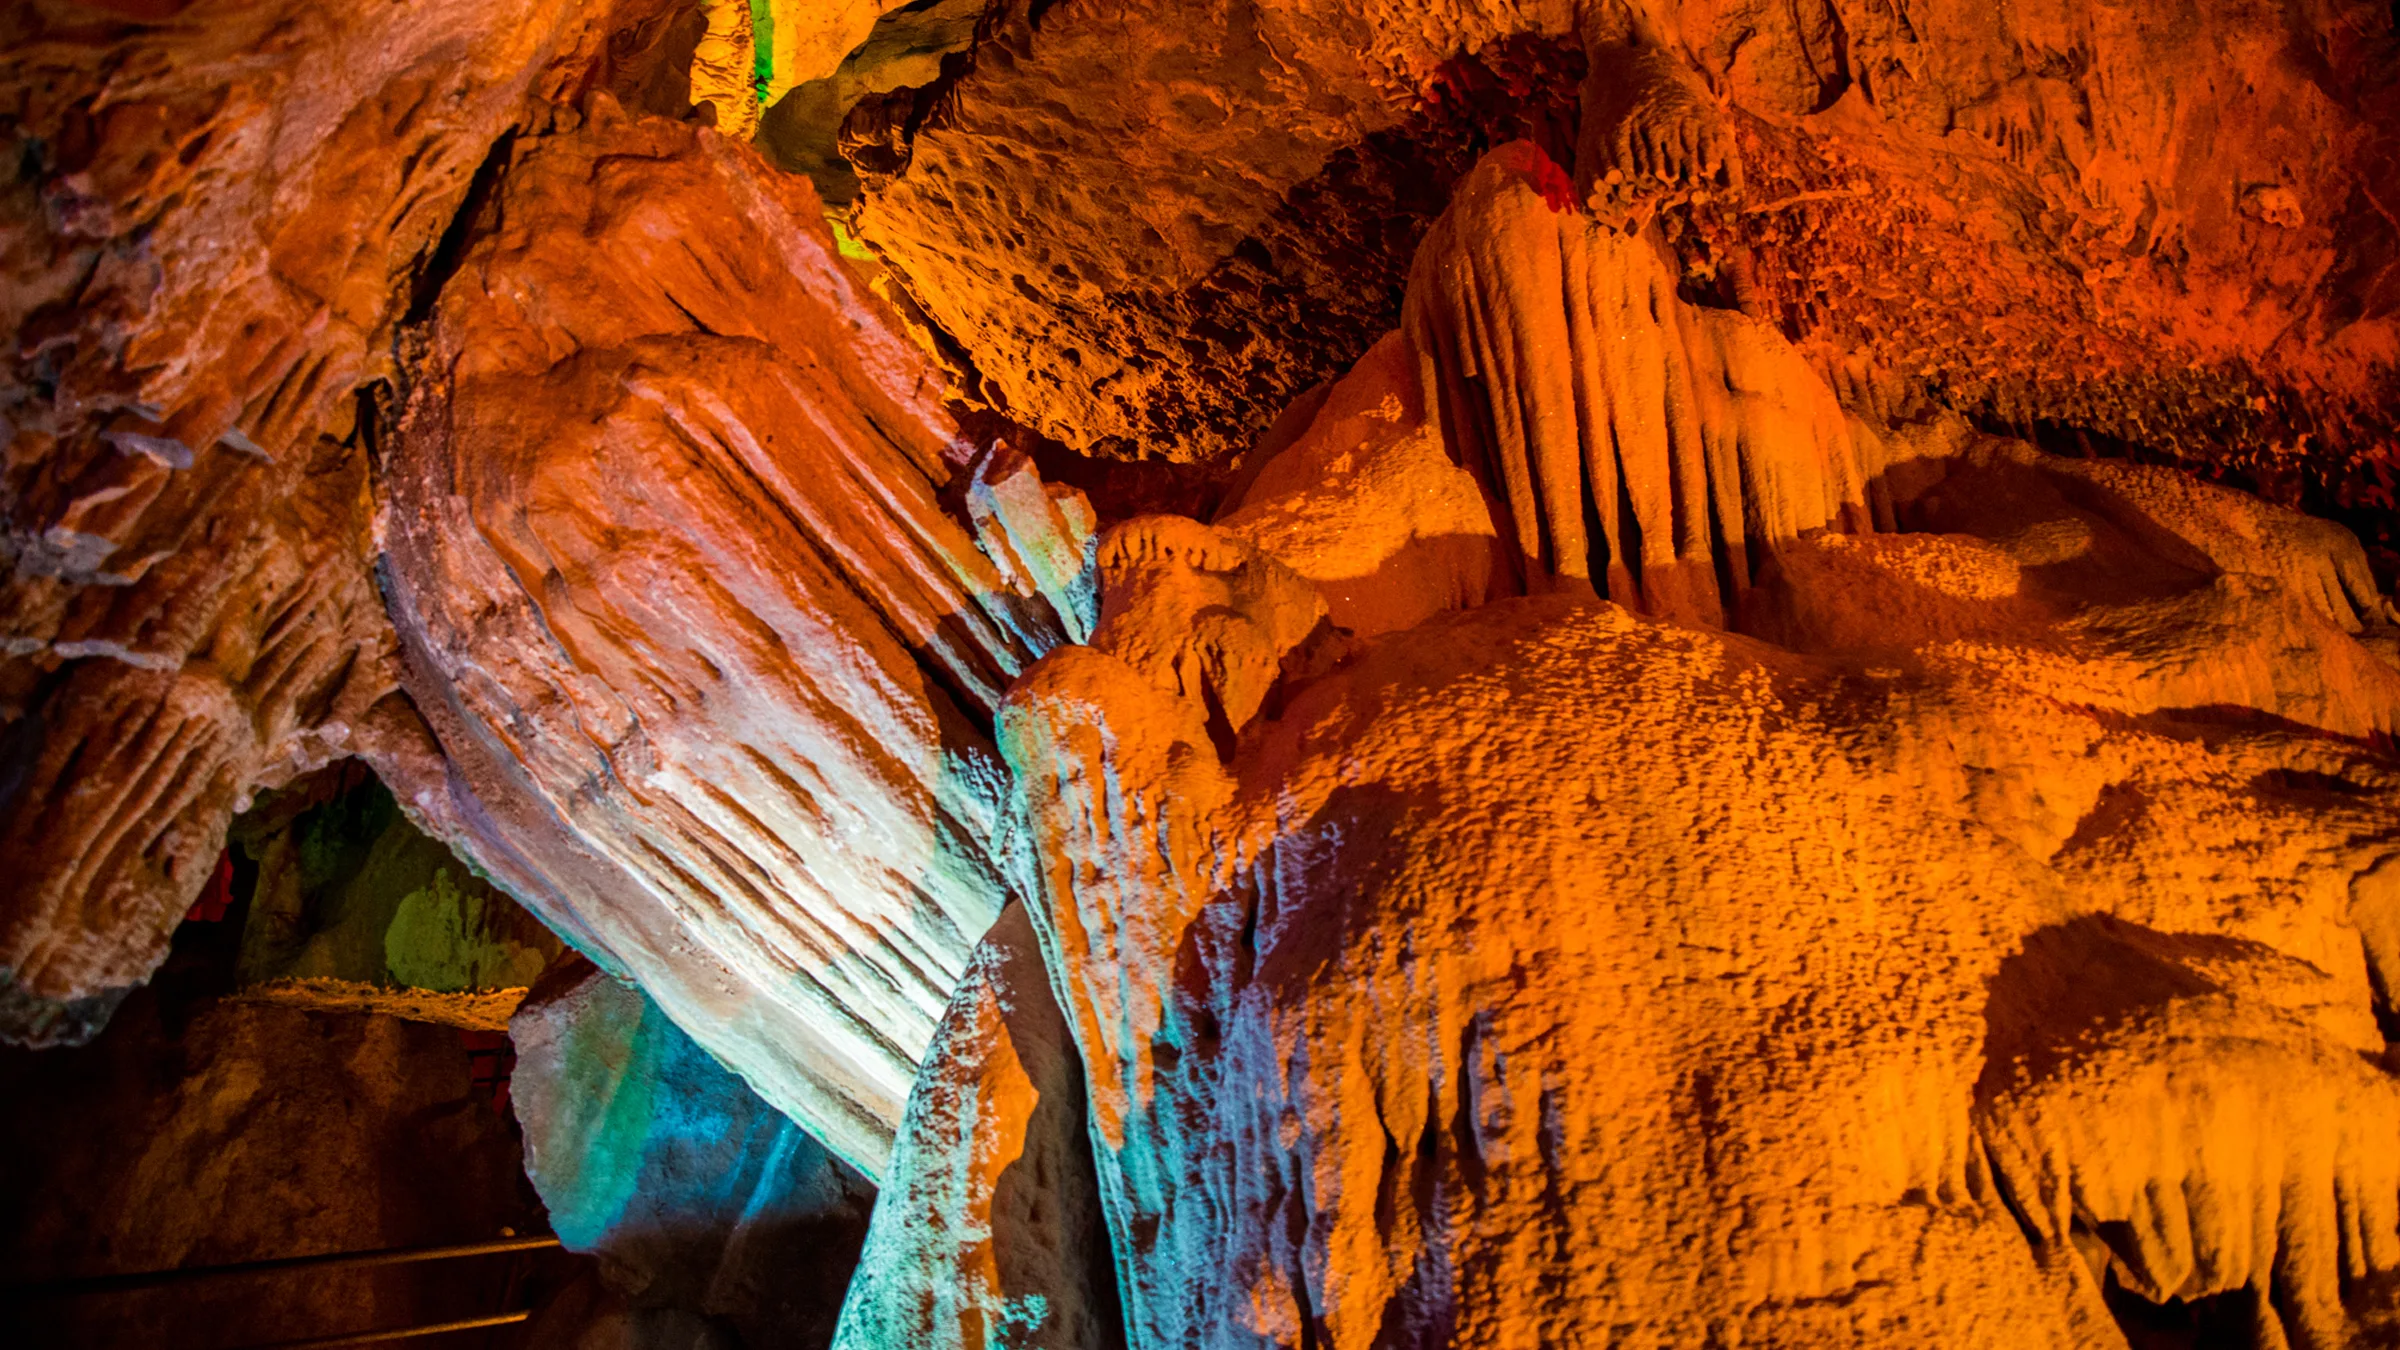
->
[
  {"left": 379, "top": 104, "right": 1092, "bottom": 1168},
  {"left": 0, "top": 0, "right": 671, "bottom": 1040}
]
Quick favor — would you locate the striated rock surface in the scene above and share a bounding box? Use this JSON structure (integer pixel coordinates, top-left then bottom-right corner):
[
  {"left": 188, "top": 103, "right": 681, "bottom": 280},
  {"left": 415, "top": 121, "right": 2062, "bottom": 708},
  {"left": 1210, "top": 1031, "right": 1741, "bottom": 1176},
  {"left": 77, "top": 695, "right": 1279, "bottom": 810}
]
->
[
  {"left": 834, "top": 902, "right": 1120, "bottom": 1350},
  {"left": 852, "top": 0, "right": 2400, "bottom": 522},
  {"left": 0, "top": 0, "right": 675, "bottom": 1043},
  {"left": 1404, "top": 140, "right": 1878, "bottom": 627},
  {"left": 982, "top": 160, "right": 2400, "bottom": 1337},
  {"left": 510, "top": 959, "right": 875, "bottom": 1349},
  {"left": 379, "top": 101, "right": 1094, "bottom": 1168}
]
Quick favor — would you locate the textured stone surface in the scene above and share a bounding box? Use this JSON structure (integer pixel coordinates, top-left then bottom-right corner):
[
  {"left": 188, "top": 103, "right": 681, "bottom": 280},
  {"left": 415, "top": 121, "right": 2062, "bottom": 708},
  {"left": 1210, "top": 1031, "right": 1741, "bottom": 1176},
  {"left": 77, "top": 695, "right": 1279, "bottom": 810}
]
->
[
  {"left": 0, "top": 0, "right": 675, "bottom": 1043},
  {"left": 756, "top": 0, "right": 984, "bottom": 203},
  {"left": 379, "top": 102, "right": 1093, "bottom": 1169},
  {"left": 1002, "top": 525, "right": 2400, "bottom": 1347},
  {"left": 510, "top": 960, "right": 875, "bottom": 1349},
  {"left": 7, "top": 5, "right": 2400, "bottom": 1346},
  {"left": 986, "top": 154, "right": 2400, "bottom": 1341},
  {"left": 689, "top": 0, "right": 922, "bottom": 138},
  {"left": 834, "top": 902, "right": 1120, "bottom": 1350},
  {"left": 1403, "top": 141, "right": 1877, "bottom": 626},
  {"left": 2, "top": 977, "right": 541, "bottom": 1348},
  {"left": 230, "top": 765, "right": 565, "bottom": 1030},
  {"left": 854, "top": 0, "right": 2400, "bottom": 513},
  {"left": 1213, "top": 329, "right": 1504, "bottom": 640}
]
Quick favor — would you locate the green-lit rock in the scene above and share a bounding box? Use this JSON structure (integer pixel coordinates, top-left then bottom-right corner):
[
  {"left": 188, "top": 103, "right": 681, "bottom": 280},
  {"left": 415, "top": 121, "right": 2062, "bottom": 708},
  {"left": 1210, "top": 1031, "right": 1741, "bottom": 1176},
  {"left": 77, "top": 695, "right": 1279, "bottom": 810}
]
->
[{"left": 232, "top": 768, "right": 564, "bottom": 1028}]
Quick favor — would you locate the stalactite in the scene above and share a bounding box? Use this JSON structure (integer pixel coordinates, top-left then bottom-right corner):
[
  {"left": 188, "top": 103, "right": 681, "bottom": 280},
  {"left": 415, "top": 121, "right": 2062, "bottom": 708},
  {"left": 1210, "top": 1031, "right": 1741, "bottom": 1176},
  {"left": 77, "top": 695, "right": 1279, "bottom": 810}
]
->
[{"left": 1403, "top": 141, "right": 1878, "bottom": 627}]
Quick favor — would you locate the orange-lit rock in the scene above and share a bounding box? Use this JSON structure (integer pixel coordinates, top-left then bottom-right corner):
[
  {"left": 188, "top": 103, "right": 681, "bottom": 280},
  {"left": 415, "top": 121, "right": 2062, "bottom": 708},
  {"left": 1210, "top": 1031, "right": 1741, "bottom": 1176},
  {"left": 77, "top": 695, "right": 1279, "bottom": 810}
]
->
[
  {"left": 1001, "top": 519, "right": 2400, "bottom": 1345},
  {"left": 1214, "top": 330, "right": 1504, "bottom": 640},
  {"left": 980, "top": 146, "right": 2400, "bottom": 1344},
  {"left": 1404, "top": 140, "right": 1876, "bottom": 627},
  {"left": 5, "top": 4, "right": 2400, "bottom": 1345},
  {"left": 0, "top": 0, "right": 672, "bottom": 1041},
  {"left": 834, "top": 902, "right": 1120, "bottom": 1350},
  {"left": 853, "top": 0, "right": 2400, "bottom": 513},
  {"left": 378, "top": 100, "right": 1092, "bottom": 1168}
]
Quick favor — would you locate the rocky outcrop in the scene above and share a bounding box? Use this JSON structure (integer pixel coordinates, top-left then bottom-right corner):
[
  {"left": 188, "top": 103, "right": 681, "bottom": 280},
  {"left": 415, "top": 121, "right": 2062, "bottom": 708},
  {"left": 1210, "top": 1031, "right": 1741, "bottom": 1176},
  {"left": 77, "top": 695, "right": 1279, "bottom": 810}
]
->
[
  {"left": 509, "top": 960, "right": 876, "bottom": 1349},
  {"left": 834, "top": 902, "right": 1120, "bottom": 1350},
  {"left": 756, "top": 0, "right": 984, "bottom": 202},
  {"left": 851, "top": 0, "right": 2400, "bottom": 514},
  {"left": 1403, "top": 140, "right": 1878, "bottom": 626},
  {"left": 998, "top": 500, "right": 2400, "bottom": 1345},
  {"left": 1213, "top": 330, "right": 1505, "bottom": 640},
  {"left": 972, "top": 142, "right": 2400, "bottom": 1336},
  {"left": 0, "top": 0, "right": 677, "bottom": 1044},
  {"left": 379, "top": 101, "right": 1094, "bottom": 1169}
]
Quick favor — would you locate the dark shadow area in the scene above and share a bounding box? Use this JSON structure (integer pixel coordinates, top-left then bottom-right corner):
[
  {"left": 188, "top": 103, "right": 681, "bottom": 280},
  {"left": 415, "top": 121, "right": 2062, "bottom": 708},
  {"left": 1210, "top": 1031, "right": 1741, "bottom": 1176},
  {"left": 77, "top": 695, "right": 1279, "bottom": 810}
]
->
[{"left": 0, "top": 759, "right": 596, "bottom": 1350}]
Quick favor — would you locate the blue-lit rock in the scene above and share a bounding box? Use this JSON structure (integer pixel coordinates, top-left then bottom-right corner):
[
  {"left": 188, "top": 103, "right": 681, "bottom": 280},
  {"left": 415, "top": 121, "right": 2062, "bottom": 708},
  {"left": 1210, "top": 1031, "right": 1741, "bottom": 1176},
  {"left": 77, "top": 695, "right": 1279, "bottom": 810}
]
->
[
  {"left": 511, "top": 959, "right": 875, "bottom": 1348},
  {"left": 834, "top": 903, "right": 1119, "bottom": 1350}
]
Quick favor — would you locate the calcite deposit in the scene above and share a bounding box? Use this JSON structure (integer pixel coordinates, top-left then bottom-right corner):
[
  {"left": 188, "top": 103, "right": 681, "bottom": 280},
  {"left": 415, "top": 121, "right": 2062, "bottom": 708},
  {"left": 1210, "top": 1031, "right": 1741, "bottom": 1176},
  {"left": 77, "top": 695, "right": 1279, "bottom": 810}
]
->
[
  {"left": 510, "top": 959, "right": 875, "bottom": 1346},
  {"left": 378, "top": 100, "right": 1092, "bottom": 1168},
  {"left": 0, "top": 0, "right": 677, "bottom": 1043},
  {"left": 5, "top": 2, "right": 2400, "bottom": 1348}
]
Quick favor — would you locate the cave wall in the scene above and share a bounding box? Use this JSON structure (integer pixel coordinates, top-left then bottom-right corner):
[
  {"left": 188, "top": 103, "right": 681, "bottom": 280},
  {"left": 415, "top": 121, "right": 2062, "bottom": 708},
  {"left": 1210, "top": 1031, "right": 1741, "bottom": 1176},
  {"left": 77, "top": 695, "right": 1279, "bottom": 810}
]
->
[
  {"left": 852, "top": 0, "right": 2400, "bottom": 519},
  {"left": 0, "top": 966, "right": 545, "bottom": 1349},
  {"left": 0, "top": 0, "right": 684, "bottom": 1042},
  {"left": 3, "top": 3, "right": 2399, "bottom": 1347}
]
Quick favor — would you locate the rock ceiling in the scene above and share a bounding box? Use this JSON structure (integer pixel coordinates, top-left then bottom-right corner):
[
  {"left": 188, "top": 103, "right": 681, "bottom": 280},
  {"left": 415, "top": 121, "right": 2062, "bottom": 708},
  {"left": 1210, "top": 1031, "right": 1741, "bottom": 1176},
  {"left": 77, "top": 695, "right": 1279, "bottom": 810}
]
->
[{"left": 4, "top": 0, "right": 2400, "bottom": 1346}]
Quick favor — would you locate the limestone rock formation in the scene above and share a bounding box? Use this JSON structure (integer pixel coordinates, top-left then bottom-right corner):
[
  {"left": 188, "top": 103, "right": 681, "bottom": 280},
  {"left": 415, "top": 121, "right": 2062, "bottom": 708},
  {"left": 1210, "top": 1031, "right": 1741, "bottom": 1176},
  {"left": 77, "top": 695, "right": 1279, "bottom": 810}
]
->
[
  {"left": 6, "top": 4, "right": 2400, "bottom": 1347},
  {"left": 851, "top": 0, "right": 2400, "bottom": 504},
  {"left": 1404, "top": 140, "right": 1876, "bottom": 626},
  {"left": 509, "top": 959, "right": 876, "bottom": 1348},
  {"left": 1000, "top": 519, "right": 2400, "bottom": 1346},
  {"left": 688, "top": 0, "right": 927, "bottom": 139},
  {"left": 378, "top": 101, "right": 1094, "bottom": 1168},
  {"left": 972, "top": 140, "right": 2400, "bottom": 1347},
  {"left": 756, "top": 0, "right": 984, "bottom": 202},
  {"left": 1213, "top": 330, "right": 1504, "bottom": 640},
  {"left": 230, "top": 765, "right": 565, "bottom": 1030},
  {"left": 0, "top": 0, "right": 675, "bottom": 1043},
  {"left": 834, "top": 903, "right": 1120, "bottom": 1350}
]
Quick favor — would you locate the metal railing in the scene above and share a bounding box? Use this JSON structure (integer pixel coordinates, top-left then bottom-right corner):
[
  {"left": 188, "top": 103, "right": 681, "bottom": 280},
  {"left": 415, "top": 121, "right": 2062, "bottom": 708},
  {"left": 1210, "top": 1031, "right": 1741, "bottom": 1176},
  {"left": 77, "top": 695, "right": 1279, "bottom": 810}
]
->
[{"left": 5, "top": 1234, "right": 564, "bottom": 1349}]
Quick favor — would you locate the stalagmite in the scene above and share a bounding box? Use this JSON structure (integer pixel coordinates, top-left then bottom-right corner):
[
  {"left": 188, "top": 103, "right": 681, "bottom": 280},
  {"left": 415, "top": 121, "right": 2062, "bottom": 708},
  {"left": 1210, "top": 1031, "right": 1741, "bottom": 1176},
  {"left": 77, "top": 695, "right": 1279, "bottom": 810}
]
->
[
  {"left": 7, "top": 3, "right": 2400, "bottom": 1347},
  {"left": 978, "top": 143, "right": 2400, "bottom": 1348},
  {"left": 1000, "top": 493, "right": 2400, "bottom": 1346}
]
